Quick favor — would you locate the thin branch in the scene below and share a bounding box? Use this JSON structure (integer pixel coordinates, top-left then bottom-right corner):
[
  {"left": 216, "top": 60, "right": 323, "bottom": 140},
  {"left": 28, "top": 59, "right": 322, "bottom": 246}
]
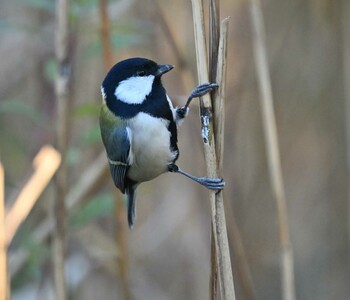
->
[
  {"left": 190, "top": 0, "right": 236, "bottom": 299},
  {"left": 249, "top": 1, "right": 296, "bottom": 300}
]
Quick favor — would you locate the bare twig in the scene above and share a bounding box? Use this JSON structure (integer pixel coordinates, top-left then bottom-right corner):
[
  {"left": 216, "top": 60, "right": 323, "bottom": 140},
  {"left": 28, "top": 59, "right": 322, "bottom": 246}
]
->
[
  {"left": 0, "top": 162, "right": 7, "bottom": 300},
  {"left": 5, "top": 146, "right": 61, "bottom": 246},
  {"left": 190, "top": 0, "right": 236, "bottom": 299},
  {"left": 54, "top": 0, "right": 71, "bottom": 297},
  {"left": 249, "top": 1, "right": 296, "bottom": 300}
]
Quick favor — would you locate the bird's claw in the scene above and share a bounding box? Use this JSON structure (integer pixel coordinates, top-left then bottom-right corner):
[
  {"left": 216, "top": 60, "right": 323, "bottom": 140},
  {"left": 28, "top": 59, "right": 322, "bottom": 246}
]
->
[
  {"left": 197, "top": 177, "right": 225, "bottom": 190},
  {"left": 189, "top": 82, "right": 219, "bottom": 99}
]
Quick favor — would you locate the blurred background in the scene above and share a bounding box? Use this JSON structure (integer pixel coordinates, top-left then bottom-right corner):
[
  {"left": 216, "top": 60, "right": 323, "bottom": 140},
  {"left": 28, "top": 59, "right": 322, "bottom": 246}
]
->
[{"left": 1, "top": 0, "right": 349, "bottom": 299}]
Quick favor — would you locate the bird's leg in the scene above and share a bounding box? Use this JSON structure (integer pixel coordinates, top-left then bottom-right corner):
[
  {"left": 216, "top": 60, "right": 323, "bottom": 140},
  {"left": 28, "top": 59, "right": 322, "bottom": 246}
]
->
[
  {"left": 168, "top": 164, "right": 225, "bottom": 190},
  {"left": 175, "top": 82, "right": 219, "bottom": 121}
]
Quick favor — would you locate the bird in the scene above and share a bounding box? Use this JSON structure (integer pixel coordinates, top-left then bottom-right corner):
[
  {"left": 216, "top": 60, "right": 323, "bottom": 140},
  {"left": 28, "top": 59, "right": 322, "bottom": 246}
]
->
[{"left": 99, "top": 57, "right": 224, "bottom": 228}]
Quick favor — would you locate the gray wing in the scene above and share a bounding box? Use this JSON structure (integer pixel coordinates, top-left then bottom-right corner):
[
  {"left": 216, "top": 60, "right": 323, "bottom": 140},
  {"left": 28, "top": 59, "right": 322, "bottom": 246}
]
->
[{"left": 105, "top": 126, "right": 132, "bottom": 193}]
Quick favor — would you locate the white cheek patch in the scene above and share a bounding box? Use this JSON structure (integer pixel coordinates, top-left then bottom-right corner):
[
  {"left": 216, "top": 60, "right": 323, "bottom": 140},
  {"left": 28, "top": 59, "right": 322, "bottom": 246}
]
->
[{"left": 115, "top": 75, "right": 155, "bottom": 104}]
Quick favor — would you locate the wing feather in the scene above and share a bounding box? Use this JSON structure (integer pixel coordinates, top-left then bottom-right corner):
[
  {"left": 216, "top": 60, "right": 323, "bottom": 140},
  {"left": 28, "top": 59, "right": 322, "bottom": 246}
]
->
[{"left": 105, "top": 126, "right": 132, "bottom": 193}]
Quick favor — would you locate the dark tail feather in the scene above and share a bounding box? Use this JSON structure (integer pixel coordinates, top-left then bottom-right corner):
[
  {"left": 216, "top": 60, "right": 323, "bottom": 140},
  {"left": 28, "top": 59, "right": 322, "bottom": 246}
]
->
[{"left": 126, "top": 185, "right": 137, "bottom": 229}]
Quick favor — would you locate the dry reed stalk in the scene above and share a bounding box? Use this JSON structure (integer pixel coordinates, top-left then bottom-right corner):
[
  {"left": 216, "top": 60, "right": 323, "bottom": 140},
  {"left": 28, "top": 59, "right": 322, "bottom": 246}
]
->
[
  {"left": 54, "top": 0, "right": 71, "bottom": 298},
  {"left": 225, "top": 206, "right": 257, "bottom": 300},
  {"left": 249, "top": 1, "right": 296, "bottom": 300},
  {"left": 212, "top": 17, "right": 228, "bottom": 172},
  {"left": 216, "top": 21, "right": 257, "bottom": 299},
  {"left": 208, "top": 2, "right": 220, "bottom": 298},
  {"left": 5, "top": 146, "right": 61, "bottom": 246},
  {"left": 190, "top": 0, "right": 236, "bottom": 299},
  {"left": 0, "top": 163, "right": 7, "bottom": 300}
]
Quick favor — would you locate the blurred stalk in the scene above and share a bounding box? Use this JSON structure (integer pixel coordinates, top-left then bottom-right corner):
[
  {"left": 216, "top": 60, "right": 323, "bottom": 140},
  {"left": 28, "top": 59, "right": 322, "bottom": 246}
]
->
[
  {"left": 10, "top": 152, "right": 109, "bottom": 277},
  {"left": 99, "top": 0, "right": 113, "bottom": 72},
  {"left": 341, "top": 0, "right": 350, "bottom": 251},
  {"left": 5, "top": 146, "right": 61, "bottom": 246},
  {"left": 99, "top": 1, "right": 131, "bottom": 299},
  {"left": 0, "top": 162, "right": 7, "bottom": 300},
  {"left": 249, "top": 1, "right": 296, "bottom": 300},
  {"left": 225, "top": 206, "right": 257, "bottom": 300},
  {"left": 190, "top": 0, "right": 236, "bottom": 299},
  {"left": 54, "top": 0, "right": 71, "bottom": 298},
  {"left": 214, "top": 16, "right": 256, "bottom": 300}
]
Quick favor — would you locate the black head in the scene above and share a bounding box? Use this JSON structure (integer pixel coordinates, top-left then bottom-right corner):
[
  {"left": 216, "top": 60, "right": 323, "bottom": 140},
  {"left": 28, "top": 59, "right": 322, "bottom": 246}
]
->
[
  {"left": 102, "top": 57, "right": 173, "bottom": 95},
  {"left": 101, "top": 57, "right": 174, "bottom": 119}
]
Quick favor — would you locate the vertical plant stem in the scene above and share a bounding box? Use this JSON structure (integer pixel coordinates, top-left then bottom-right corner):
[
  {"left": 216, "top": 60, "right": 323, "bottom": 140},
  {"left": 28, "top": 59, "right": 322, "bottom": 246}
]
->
[
  {"left": 249, "top": 1, "right": 296, "bottom": 300},
  {"left": 213, "top": 17, "right": 229, "bottom": 172},
  {"left": 0, "top": 163, "right": 7, "bottom": 300},
  {"left": 209, "top": 0, "right": 220, "bottom": 84},
  {"left": 190, "top": 0, "right": 236, "bottom": 299},
  {"left": 208, "top": 1, "right": 220, "bottom": 298},
  {"left": 5, "top": 147, "right": 61, "bottom": 246},
  {"left": 54, "top": 0, "right": 71, "bottom": 298},
  {"left": 216, "top": 24, "right": 257, "bottom": 300}
]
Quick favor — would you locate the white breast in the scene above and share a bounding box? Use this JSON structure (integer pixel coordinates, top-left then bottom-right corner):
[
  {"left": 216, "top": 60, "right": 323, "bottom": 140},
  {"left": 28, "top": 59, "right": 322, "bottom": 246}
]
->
[{"left": 127, "top": 112, "right": 177, "bottom": 182}]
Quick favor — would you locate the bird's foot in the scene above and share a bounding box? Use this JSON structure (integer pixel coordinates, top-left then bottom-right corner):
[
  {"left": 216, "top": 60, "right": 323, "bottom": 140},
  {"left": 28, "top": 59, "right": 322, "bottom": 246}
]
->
[
  {"left": 189, "top": 82, "right": 219, "bottom": 99},
  {"left": 185, "top": 82, "right": 219, "bottom": 108},
  {"left": 196, "top": 176, "right": 225, "bottom": 190},
  {"left": 168, "top": 164, "right": 225, "bottom": 191}
]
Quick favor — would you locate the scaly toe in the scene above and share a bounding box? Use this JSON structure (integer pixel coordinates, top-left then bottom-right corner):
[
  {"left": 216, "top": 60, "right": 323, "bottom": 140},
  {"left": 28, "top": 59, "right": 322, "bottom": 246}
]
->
[
  {"left": 190, "top": 83, "right": 219, "bottom": 98},
  {"left": 199, "top": 177, "right": 225, "bottom": 190}
]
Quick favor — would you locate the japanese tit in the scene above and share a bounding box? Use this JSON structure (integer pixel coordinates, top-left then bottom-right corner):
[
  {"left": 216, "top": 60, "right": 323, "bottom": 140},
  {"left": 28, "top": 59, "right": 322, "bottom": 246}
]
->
[{"left": 99, "top": 57, "right": 224, "bottom": 228}]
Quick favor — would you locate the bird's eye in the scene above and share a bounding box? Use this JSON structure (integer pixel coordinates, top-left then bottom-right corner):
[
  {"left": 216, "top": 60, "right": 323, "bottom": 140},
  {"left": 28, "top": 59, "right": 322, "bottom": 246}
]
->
[{"left": 137, "top": 70, "right": 146, "bottom": 76}]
